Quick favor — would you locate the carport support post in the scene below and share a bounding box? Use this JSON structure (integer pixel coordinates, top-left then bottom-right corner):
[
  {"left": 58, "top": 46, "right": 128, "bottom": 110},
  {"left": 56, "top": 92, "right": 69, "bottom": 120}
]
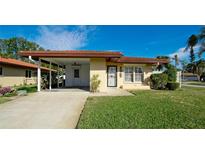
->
[
  {"left": 57, "top": 65, "right": 59, "bottom": 88},
  {"left": 37, "top": 59, "right": 41, "bottom": 92},
  {"left": 49, "top": 62, "right": 52, "bottom": 91},
  {"left": 179, "top": 71, "right": 182, "bottom": 88}
]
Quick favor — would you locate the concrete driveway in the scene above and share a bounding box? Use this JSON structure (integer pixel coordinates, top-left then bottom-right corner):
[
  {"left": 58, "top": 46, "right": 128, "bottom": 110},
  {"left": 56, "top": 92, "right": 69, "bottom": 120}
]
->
[{"left": 0, "top": 91, "right": 88, "bottom": 129}]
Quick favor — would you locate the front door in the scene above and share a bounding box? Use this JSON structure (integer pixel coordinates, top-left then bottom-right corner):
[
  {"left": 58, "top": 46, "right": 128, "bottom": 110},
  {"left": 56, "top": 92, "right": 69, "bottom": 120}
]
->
[
  {"left": 107, "top": 66, "right": 117, "bottom": 87},
  {"left": 73, "top": 68, "right": 80, "bottom": 86}
]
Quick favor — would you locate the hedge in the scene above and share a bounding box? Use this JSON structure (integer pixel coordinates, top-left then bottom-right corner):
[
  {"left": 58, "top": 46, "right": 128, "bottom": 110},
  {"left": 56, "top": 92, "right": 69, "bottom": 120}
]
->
[
  {"left": 166, "top": 82, "right": 179, "bottom": 90},
  {"left": 150, "top": 73, "right": 168, "bottom": 90}
]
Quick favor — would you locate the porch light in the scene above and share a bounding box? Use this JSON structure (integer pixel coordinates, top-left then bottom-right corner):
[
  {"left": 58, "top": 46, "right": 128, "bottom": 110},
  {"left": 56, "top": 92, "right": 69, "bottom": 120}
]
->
[{"left": 71, "top": 62, "right": 81, "bottom": 67}]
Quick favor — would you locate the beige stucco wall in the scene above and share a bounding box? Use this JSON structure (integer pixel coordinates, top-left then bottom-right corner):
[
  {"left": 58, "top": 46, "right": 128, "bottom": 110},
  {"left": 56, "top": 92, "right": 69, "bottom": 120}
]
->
[
  {"left": 0, "top": 64, "right": 37, "bottom": 87},
  {"left": 90, "top": 58, "right": 107, "bottom": 92},
  {"left": 106, "top": 62, "right": 152, "bottom": 90},
  {"left": 90, "top": 59, "right": 153, "bottom": 91},
  {"left": 65, "top": 63, "right": 90, "bottom": 87}
]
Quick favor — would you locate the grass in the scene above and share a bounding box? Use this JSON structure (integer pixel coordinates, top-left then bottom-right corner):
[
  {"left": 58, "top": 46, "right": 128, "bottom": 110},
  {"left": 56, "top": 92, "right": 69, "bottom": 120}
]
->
[
  {"left": 16, "top": 85, "right": 37, "bottom": 93},
  {"left": 77, "top": 87, "right": 205, "bottom": 129},
  {"left": 0, "top": 97, "right": 11, "bottom": 104},
  {"left": 183, "top": 81, "right": 205, "bottom": 86},
  {"left": 0, "top": 85, "right": 37, "bottom": 105}
]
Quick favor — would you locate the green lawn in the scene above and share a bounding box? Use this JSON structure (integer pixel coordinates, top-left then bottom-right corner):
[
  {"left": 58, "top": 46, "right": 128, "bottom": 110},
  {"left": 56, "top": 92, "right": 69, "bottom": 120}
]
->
[
  {"left": 0, "top": 85, "right": 37, "bottom": 105},
  {"left": 16, "top": 85, "right": 37, "bottom": 93},
  {"left": 183, "top": 81, "right": 205, "bottom": 86},
  {"left": 0, "top": 97, "right": 11, "bottom": 104},
  {"left": 77, "top": 87, "right": 205, "bottom": 129}
]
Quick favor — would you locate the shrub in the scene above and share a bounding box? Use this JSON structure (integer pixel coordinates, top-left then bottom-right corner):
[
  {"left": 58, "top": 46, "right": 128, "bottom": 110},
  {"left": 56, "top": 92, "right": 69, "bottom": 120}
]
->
[
  {"left": 17, "top": 85, "right": 37, "bottom": 93},
  {"left": 150, "top": 73, "right": 168, "bottom": 90},
  {"left": 90, "top": 74, "right": 101, "bottom": 92},
  {"left": 41, "top": 75, "right": 48, "bottom": 89},
  {"left": 164, "top": 64, "right": 177, "bottom": 82},
  {"left": 0, "top": 86, "right": 12, "bottom": 95},
  {"left": 4, "top": 91, "right": 17, "bottom": 97},
  {"left": 166, "top": 82, "right": 179, "bottom": 90}
]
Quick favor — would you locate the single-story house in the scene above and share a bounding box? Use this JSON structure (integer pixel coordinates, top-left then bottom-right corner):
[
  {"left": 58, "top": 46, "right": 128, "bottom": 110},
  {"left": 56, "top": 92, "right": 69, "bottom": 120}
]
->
[
  {"left": 0, "top": 57, "right": 55, "bottom": 87},
  {"left": 19, "top": 50, "right": 168, "bottom": 92},
  {"left": 182, "top": 73, "right": 199, "bottom": 81}
]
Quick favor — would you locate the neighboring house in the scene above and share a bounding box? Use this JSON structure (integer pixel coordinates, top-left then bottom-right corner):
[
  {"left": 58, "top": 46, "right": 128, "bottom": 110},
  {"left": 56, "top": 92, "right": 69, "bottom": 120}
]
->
[
  {"left": 19, "top": 50, "right": 168, "bottom": 92},
  {"left": 0, "top": 57, "right": 55, "bottom": 87},
  {"left": 182, "top": 73, "right": 199, "bottom": 81}
]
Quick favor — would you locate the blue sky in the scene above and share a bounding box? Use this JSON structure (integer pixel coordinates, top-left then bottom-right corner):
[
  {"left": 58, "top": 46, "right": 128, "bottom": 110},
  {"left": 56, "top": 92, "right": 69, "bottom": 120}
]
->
[{"left": 0, "top": 25, "right": 203, "bottom": 60}]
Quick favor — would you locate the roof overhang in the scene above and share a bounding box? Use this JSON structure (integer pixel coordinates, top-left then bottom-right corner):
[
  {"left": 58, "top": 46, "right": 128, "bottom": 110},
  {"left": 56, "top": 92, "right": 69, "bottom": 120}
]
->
[
  {"left": 0, "top": 57, "right": 56, "bottom": 72},
  {"left": 110, "top": 57, "right": 169, "bottom": 64},
  {"left": 19, "top": 50, "right": 123, "bottom": 58}
]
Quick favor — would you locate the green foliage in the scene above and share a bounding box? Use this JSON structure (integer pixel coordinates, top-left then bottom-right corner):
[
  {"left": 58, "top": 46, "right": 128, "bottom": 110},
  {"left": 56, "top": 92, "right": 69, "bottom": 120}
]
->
[
  {"left": 90, "top": 74, "right": 101, "bottom": 92},
  {"left": 0, "top": 97, "right": 10, "bottom": 104},
  {"left": 16, "top": 85, "right": 37, "bottom": 93},
  {"left": 184, "top": 59, "right": 205, "bottom": 75},
  {"left": 0, "top": 37, "right": 44, "bottom": 59},
  {"left": 3, "top": 91, "right": 17, "bottom": 97},
  {"left": 41, "top": 74, "right": 48, "bottom": 89},
  {"left": 186, "top": 34, "right": 198, "bottom": 63},
  {"left": 166, "top": 82, "right": 179, "bottom": 90},
  {"left": 164, "top": 64, "right": 177, "bottom": 82},
  {"left": 156, "top": 56, "right": 170, "bottom": 59},
  {"left": 77, "top": 87, "right": 205, "bottom": 128},
  {"left": 150, "top": 73, "right": 168, "bottom": 90},
  {"left": 185, "top": 27, "right": 205, "bottom": 61}
]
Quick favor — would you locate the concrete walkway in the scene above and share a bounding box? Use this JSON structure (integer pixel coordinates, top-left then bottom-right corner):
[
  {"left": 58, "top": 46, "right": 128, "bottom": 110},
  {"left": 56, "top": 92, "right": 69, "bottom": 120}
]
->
[
  {"left": 0, "top": 92, "right": 88, "bottom": 129},
  {"left": 0, "top": 88, "right": 133, "bottom": 129},
  {"left": 182, "top": 84, "right": 205, "bottom": 88}
]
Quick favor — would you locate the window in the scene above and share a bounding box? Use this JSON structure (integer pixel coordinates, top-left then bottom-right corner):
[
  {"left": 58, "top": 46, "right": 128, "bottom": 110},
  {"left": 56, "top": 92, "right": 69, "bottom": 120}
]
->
[
  {"left": 135, "top": 67, "right": 143, "bottom": 82},
  {"left": 0, "top": 67, "right": 3, "bottom": 76},
  {"left": 25, "top": 70, "right": 32, "bottom": 78},
  {"left": 74, "top": 69, "right": 79, "bottom": 78},
  {"left": 124, "top": 67, "right": 133, "bottom": 82},
  {"left": 124, "top": 66, "right": 144, "bottom": 82}
]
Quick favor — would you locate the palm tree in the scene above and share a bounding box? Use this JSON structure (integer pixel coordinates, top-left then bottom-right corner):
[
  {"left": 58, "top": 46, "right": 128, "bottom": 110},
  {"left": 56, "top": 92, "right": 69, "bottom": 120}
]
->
[
  {"left": 185, "top": 34, "right": 198, "bottom": 63},
  {"left": 169, "top": 54, "right": 179, "bottom": 67},
  {"left": 198, "top": 27, "right": 205, "bottom": 58},
  {"left": 185, "top": 27, "right": 205, "bottom": 61},
  {"left": 173, "top": 54, "right": 179, "bottom": 66}
]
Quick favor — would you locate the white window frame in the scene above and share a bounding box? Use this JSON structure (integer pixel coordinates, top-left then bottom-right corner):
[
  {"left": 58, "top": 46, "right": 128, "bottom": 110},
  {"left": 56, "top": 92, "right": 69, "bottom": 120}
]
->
[
  {"left": 124, "top": 66, "right": 133, "bottom": 83},
  {"left": 124, "top": 65, "right": 144, "bottom": 83},
  {"left": 135, "top": 67, "right": 144, "bottom": 82}
]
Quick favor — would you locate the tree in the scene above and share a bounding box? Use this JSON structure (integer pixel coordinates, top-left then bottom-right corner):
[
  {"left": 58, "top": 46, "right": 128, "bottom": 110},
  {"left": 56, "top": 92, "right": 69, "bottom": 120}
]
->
[
  {"left": 156, "top": 56, "right": 170, "bottom": 59},
  {"left": 185, "top": 27, "right": 205, "bottom": 61},
  {"left": 155, "top": 56, "right": 170, "bottom": 71},
  {"left": 184, "top": 59, "right": 205, "bottom": 80},
  {"left": 185, "top": 34, "right": 198, "bottom": 63},
  {"left": 164, "top": 64, "right": 177, "bottom": 82},
  {"left": 196, "top": 59, "right": 205, "bottom": 76},
  {"left": 198, "top": 27, "right": 205, "bottom": 58},
  {"left": 0, "top": 37, "right": 44, "bottom": 59},
  {"left": 169, "top": 54, "right": 179, "bottom": 67}
]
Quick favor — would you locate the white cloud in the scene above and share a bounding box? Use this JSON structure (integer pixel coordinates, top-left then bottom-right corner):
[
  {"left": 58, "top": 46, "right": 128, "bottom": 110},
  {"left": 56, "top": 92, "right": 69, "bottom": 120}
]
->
[
  {"left": 168, "top": 45, "right": 200, "bottom": 60},
  {"left": 35, "top": 26, "right": 96, "bottom": 50}
]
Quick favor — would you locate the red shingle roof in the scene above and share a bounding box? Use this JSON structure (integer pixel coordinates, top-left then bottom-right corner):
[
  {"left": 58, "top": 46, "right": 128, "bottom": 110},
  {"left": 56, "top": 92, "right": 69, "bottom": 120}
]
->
[
  {"left": 0, "top": 57, "right": 55, "bottom": 72},
  {"left": 19, "top": 50, "right": 123, "bottom": 58},
  {"left": 112, "top": 56, "right": 168, "bottom": 64},
  {"left": 18, "top": 50, "right": 169, "bottom": 64}
]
